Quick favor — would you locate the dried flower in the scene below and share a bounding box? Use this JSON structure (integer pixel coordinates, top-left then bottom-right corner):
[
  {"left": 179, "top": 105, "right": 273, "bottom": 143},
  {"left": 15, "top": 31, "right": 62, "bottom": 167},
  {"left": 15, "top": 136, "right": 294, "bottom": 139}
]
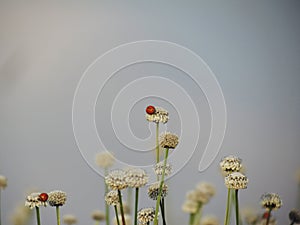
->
[
  {"left": 91, "top": 210, "right": 105, "bottom": 221},
  {"left": 95, "top": 151, "right": 115, "bottom": 169},
  {"left": 105, "top": 191, "right": 119, "bottom": 206},
  {"left": 25, "top": 193, "right": 47, "bottom": 209},
  {"left": 182, "top": 200, "right": 198, "bottom": 213},
  {"left": 0, "top": 175, "right": 7, "bottom": 190},
  {"left": 105, "top": 170, "right": 128, "bottom": 190},
  {"left": 260, "top": 193, "right": 282, "bottom": 210},
  {"left": 114, "top": 214, "right": 131, "bottom": 225},
  {"left": 225, "top": 172, "right": 248, "bottom": 189},
  {"left": 146, "top": 106, "right": 169, "bottom": 124},
  {"left": 195, "top": 182, "right": 216, "bottom": 204},
  {"left": 148, "top": 182, "right": 168, "bottom": 200},
  {"left": 63, "top": 214, "right": 77, "bottom": 225},
  {"left": 125, "top": 168, "right": 148, "bottom": 188},
  {"left": 159, "top": 132, "right": 179, "bottom": 149},
  {"left": 48, "top": 190, "right": 67, "bottom": 207},
  {"left": 220, "top": 155, "right": 242, "bottom": 176},
  {"left": 200, "top": 215, "right": 220, "bottom": 225},
  {"left": 154, "top": 162, "right": 172, "bottom": 176},
  {"left": 137, "top": 207, "right": 156, "bottom": 224},
  {"left": 289, "top": 209, "right": 300, "bottom": 224}
]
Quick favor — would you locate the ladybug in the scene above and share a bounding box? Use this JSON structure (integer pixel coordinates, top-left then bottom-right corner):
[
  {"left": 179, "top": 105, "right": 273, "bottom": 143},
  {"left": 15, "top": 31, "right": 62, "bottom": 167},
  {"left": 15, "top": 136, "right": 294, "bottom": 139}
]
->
[
  {"left": 39, "top": 193, "right": 48, "bottom": 202},
  {"left": 146, "top": 105, "right": 156, "bottom": 115}
]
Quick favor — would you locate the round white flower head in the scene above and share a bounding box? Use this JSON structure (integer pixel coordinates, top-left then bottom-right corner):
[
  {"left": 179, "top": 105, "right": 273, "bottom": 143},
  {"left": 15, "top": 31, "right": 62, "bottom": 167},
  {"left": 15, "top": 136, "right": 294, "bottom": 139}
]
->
[
  {"left": 225, "top": 172, "right": 248, "bottom": 189},
  {"left": 95, "top": 151, "right": 115, "bottom": 169},
  {"left": 63, "top": 214, "right": 77, "bottom": 225},
  {"left": 220, "top": 155, "right": 242, "bottom": 176},
  {"left": 182, "top": 200, "right": 198, "bottom": 214},
  {"left": 137, "top": 207, "right": 156, "bottom": 224},
  {"left": 154, "top": 162, "right": 172, "bottom": 176},
  {"left": 125, "top": 168, "right": 148, "bottom": 188},
  {"left": 105, "top": 169, "right": 128, "bottom": 190},
  {"left": 91, "top": 210, "right": 105, "bottom": 221},
  {"left": 289, "top": 209, "right": 300, "bottom": 224},
  {"left": 260, "top": 193, "right": 282, "bottom": 210},
  {"left": 148, "top": 182, "right": 168, "bottom": 200},
  {"left": 25, "top": 193, "right": 47, "bottom": 209},
  {"left": 159, "top": 132, "right": 179, "bottom": 149},
  {"left": 146, "top": 107, "right": 169, "bottom": 124},
  {"left": 114, "top": 214, "right": 131, "bottom": 225},
  {"left": 200, "top": 215, "right": 220, "bottom": 225},
  {"left": 105, "top": 190, "right": 119, "bottom": 206},
  {"left": 195, "top": 182, "right": 216, "bottom": 204},
  {"left": 0, "top": 175, "right": 7, "bottom": 190},
  {"left": 48, "top": 190, "right": 67, "bottom": 207}
]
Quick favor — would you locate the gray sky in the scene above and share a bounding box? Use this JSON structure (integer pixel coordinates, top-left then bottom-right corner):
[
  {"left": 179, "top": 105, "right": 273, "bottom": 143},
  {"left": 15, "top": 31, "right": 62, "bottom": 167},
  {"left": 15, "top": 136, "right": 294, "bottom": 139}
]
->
[{"left": 0, "top": 1, "right": 300, "bottom": 225}]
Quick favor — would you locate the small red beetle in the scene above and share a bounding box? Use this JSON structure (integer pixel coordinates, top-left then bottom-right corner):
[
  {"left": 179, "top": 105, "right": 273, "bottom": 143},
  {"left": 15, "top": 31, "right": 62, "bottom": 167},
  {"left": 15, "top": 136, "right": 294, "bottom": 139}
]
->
[{"left": 146, "top": 105, "right": 156, "bottom": 115}]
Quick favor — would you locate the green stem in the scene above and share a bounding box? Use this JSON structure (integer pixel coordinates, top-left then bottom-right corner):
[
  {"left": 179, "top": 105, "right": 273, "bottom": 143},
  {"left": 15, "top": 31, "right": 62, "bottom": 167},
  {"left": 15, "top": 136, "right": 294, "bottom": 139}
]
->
[
  {"left": 224, "top": 188, "right": 231, "bottom": 225},
  {"left": 266, "top": 209, "right": 272, "bottom": 225},
  {"left": 235, "top": 190, "right": 239, "bottom": 225},
  {"left": 118, "top": 190, "right": 126, "bottom": 225},
  {"left": 156, "top": 123, "right": 159, "bottom": 164},
  {"left": 114, "top": 205, "right": 121, "bottom": 225},
  {"left": 192, "top": 203, "right": 202, "bottom": 225},
  {"left": 159, "top": 199, "right": 166, "bottom": 225},
  {"left": 94, "top": 221, "right": 100, "bottom": 225},
  {"left": 154, "top": 148, "right": 169, "bottom": 225},
  {"left": 134, "top": 188, "right": 139, "bottom": 225},
  {"left": 189, "top": 213, "right": 195, "bottom": 225},
  {"left": 35, "top": 207, "right": 41, "bottom": 225},
  {"left": 56, "top": 206, "right": 60, "bottom": 225},
  {"left": 105, "top": 168, "right": 110, "bottom": 225},
  {"left": 0, "top": 191, "right": 2, "bottom": 225}
]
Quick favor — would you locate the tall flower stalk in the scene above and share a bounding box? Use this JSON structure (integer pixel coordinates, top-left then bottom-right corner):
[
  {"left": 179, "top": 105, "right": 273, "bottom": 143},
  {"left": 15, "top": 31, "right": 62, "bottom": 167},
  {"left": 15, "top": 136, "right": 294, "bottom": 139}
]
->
[
  {"left": 95, "top": 151, "right": 115, "bottom": 225},
  {"left": 48, "top": 190, "right": 67, "bottom": 225},
  {"left": 0, "top": 175, "right": 7, "bottom": 225},
  {"left": 260, "top": 193, "right": 282, "bottom": 225},
  {"left": 224, "top": 172, "right": 248, "bottom": 225},
  {"left": 25, "top": 192, "right": 48, "bottom": 225},
  {"left": 153, "top": 132, "right": 179, "bottom": 225}
]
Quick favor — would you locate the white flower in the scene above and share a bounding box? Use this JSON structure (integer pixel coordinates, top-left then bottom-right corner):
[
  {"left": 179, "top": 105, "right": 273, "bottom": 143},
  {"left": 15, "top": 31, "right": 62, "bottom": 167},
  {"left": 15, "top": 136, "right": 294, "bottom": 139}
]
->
[{"left": 25, "top": 193, "right": 47, "bottom": 209}]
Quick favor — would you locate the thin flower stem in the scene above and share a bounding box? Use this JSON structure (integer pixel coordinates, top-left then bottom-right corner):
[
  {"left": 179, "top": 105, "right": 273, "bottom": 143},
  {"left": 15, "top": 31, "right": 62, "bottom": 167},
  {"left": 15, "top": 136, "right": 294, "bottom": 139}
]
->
[
  {"left": 290, "top": 222, "right": 294, "bottom": 225},
  {"left": 134, "top": 188, "right": 139, "bottom": 225},
  {"left": 235, "top": 190, "right": 239, "bottom": 225},
  {"left": 156, "top": 123, "right": 159, "bottom": 164},
  {"left": 224, "top": 188, "right": 231, "bottom": 225},
  {"left": 127, "top": 187, "right": 132, "bottom": 210},
  {"left": 104, "top": 168, "right": 110, "bottom": 225},
  {"left": 192, "top": 203, "right": 202, "bottom": 225},
  {"left": 56, "top": 206, "right": 60, "bottom": 225},
  {"left": 266, "top": 209, "right": 272, "bottom": 225},
  {"left": 159, "top": 199, "right": 166, "bottom": 225},
  {"left": 0, "top": 191, "right": 2, "bottom": 225},
  {"left": 118, "top": 190, "right": 126, "bottom": 225},
  {"left": 35, "top": 207, "right": 41, "bottom": 225},
  {"left": 189, "top": 213, "right": 195, "bottom": 225},
  {"left": 154, "top": 148, "right": 169, "bottom": 225},
  {"left": 94, "top": 221, "right": 100, "bottom": 225},
  {"left": 114, "top": 205, "right": 121, "bottom": 225}
]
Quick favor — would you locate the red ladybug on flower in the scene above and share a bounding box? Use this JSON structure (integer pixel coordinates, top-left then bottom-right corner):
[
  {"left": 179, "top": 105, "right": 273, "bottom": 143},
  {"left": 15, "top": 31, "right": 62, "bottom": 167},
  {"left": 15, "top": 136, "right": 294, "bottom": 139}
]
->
[
  {"left": 146, "top": 105, "right": 156, "bottom": 115},
  {"left": 39, "top": 193, "right": 48, "bottom": 202}
]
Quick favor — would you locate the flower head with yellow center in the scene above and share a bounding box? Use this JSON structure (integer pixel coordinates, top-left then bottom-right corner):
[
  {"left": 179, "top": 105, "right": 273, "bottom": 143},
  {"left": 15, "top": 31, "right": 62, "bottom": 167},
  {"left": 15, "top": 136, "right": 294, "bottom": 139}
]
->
[
  {"left": 220, "top": 155, "right": 242, "bottom": 176},
  {"left": 95, "top": 151, "right": 115, "bottom": 169},
  {"left": 91, "top": 210, "right": 105, "bottom": 221}
]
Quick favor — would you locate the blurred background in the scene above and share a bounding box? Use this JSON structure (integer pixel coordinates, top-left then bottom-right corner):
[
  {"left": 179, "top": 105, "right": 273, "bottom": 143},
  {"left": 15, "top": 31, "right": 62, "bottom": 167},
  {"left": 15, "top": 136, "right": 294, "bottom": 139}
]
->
[{"left": 0, "top": 0, "right": 300, "bottom": 224}]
